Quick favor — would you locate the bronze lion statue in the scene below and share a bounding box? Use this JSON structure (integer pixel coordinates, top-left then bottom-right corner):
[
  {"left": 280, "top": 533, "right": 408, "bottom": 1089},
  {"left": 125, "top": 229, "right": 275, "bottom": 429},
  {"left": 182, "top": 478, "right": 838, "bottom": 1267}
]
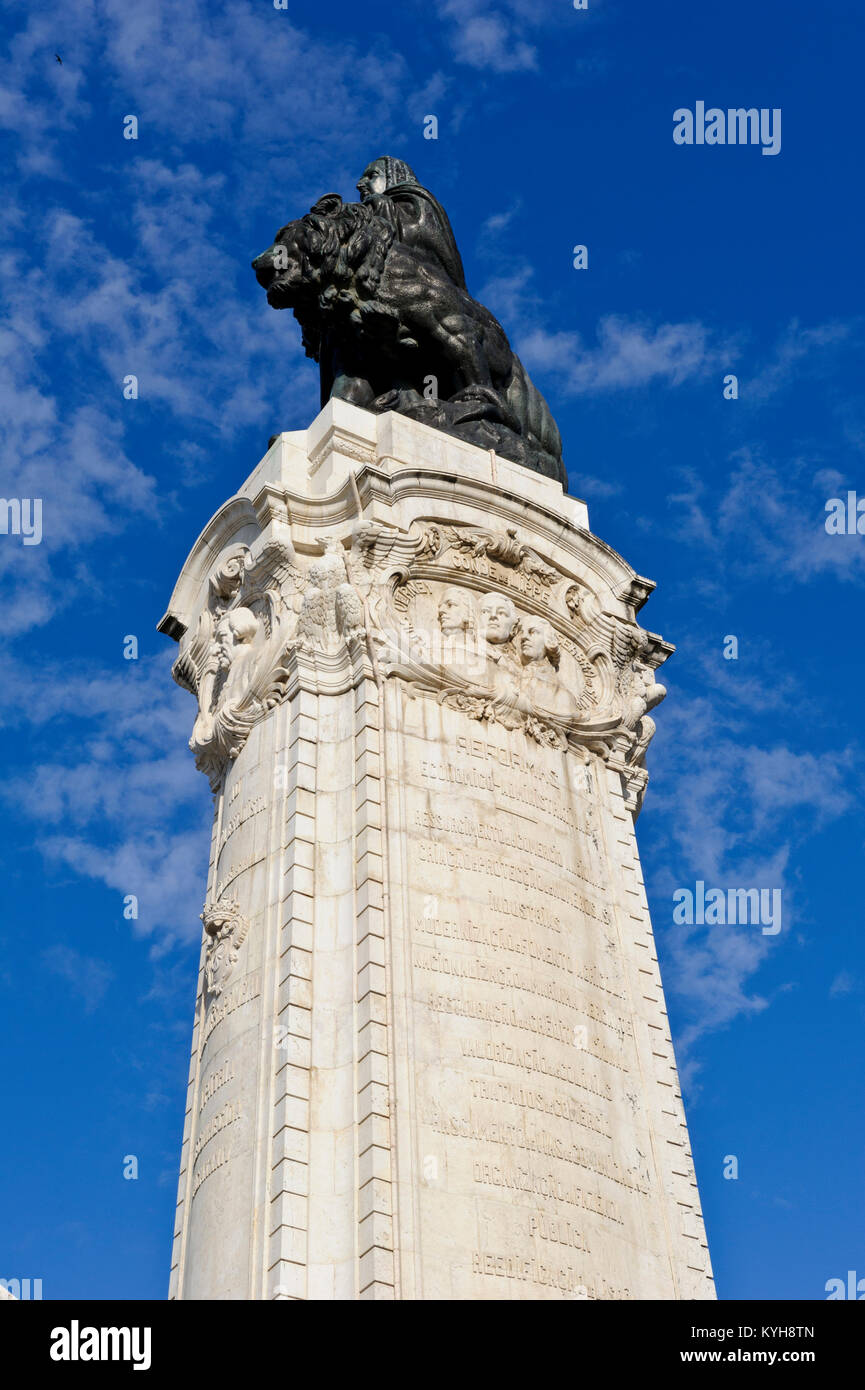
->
[{"left": 252, "top": 194, "right": 565, "bottom": 486}]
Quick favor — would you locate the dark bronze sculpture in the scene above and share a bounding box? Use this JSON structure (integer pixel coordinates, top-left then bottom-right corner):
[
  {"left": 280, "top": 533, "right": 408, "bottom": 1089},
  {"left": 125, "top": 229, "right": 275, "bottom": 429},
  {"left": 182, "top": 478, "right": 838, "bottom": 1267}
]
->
[{"left": 252, "top": 157, "right": 566, "bottom": 487}]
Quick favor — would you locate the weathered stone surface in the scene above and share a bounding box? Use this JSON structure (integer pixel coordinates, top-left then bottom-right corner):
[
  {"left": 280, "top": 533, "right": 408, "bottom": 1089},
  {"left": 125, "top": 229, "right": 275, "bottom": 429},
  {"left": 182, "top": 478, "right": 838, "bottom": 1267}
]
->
[{"left": 160, "top": 401, "right": 714, "bottom": 1300}]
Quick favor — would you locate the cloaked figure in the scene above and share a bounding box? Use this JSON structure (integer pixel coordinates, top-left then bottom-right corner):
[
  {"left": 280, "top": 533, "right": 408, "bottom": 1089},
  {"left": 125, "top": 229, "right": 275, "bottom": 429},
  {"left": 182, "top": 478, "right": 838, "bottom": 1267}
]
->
[
  {"left": 253, "top": 157, "right": 566, "bottom": 483},
  {"left": 356, "top": 156, "right": 467, "bottom": 292}
]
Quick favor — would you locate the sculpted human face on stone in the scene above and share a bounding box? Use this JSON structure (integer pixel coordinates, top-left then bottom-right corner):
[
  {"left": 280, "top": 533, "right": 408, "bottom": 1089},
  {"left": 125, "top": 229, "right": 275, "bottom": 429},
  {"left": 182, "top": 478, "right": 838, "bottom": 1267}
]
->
[
  {"left": 228, "top": 609, "right": 259, "bottom": 647},
  {"left": 438, "top": 588, "right": 472, "bottom": 634},
  {"left": 480, "top": 593, "right": 517, "bottom": 645},
  {"left": 215, "top": 608, "right": 257, "bottom": 658},
  {"left": 214, "top": 608, "right": 259, "bottom": 700},
  {"left": 357, "top": 161, "right": 387, "bottom": 201},
  {"left": 519, "top": 617, "right": 555, "bottom": 665}
]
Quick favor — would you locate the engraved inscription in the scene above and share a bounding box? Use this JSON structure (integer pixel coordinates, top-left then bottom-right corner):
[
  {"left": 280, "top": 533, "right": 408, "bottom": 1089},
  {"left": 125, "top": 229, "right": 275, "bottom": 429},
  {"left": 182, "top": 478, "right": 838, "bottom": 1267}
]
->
[
  {"left": 218, "top": 795, "right": 266, "bottom": 858},
  {"left": 427, "top": 1106, "right": 649, "bottom": 1193},
  {"left": 192, "top": 1144, "right": 230, "bottom": 1198},
  {"left": 416, "top": 915, "right": 571, "bottom": 972},
  {"left": 201, "top": 971, "right": 261, "bottom": 1049},
  {"left": 193, "top": 1098, "right": 242, "bottom": 1166},
  {"left": 213, "top": 851, "right": 264, "bottom": 902},
  {"left": 199, "top": 1056, "right": 235, "bottom": 1113},
  {"left": 472, "top": 1159, "right": 622, "bottom": 1224},
  {"left": 393, "top": 701, "right": 661, "bottom": 1294},
  {"left": 471, "top": 1251, "right": 631, "bottom": 1300}
]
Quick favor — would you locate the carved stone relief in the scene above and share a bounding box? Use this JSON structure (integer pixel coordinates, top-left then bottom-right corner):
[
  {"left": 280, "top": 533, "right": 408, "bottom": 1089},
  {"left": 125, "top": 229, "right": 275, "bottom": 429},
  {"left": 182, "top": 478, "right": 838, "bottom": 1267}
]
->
[
  {"left": 173, "top": 534, "right": 367, "bottom": 788},
  {"left": 171, "top": 517, "right": 670, "bottom": 805},
  {"left": 201, "top": 897, "right": 250, "bottom": 999}
]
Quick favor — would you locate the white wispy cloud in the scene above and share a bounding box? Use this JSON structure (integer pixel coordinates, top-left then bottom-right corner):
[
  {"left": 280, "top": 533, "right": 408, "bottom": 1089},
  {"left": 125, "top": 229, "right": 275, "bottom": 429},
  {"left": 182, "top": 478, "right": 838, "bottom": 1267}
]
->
[
  {"left": 438, "top": 0, "right": 607, "bottom": 74},
  {"left": 669, "top": 449, "right": 865, "bottom": 587},
  {"left": 479, "top": 251, "right": 861, "bottom": 415},
  {"left": 520, "top": 316, "right": 721, "bottom": 394},
  {"left": 41, "top": 828, "right": 209, "bottom": 957},
  {"left": 478, "top": 254, "right": 732, "bottom": 395},
  {"left": 1, "top": 0, "right": 451, "bottom": 638},
  {"left": 446, "top": 10, "right": 537, "bottom": 72},
  {"left": 747, "top": 319, "right": 855, "bottom": 402},
  {"left": 829, "top": 971, "right": 857, "bottom": 997},
  {"left": 1, "top": 656, "right": 209, "bottom": 952},
  {"left": 645, "top": 673, "right": 857, "bottom": 1081},
  {"left": 3, "top": 0, "right": 412, "bottom": 188}
]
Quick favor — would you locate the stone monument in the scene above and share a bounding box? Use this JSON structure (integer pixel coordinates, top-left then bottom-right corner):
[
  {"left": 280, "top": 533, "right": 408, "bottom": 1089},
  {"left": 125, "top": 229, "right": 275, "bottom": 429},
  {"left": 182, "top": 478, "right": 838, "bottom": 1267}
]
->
[{"left": 160, "top": 159, "right": 714, "bottom": 1300}]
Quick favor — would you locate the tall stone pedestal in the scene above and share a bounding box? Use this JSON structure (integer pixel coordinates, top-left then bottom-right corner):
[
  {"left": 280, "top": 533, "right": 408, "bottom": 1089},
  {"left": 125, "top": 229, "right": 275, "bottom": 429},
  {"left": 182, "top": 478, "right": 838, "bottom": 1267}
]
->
[{"left": 159, "top": 400, "right": 714, "bottom": 1300}]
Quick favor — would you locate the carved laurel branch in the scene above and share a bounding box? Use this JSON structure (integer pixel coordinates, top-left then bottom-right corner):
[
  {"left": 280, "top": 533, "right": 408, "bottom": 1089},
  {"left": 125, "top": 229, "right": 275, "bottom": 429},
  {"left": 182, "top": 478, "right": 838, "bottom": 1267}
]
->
[
  {"left": 442, "top": 524, "right": 559, "bottom": 585},
  {"left": 439, "top": 691, "right": 569, "bottom": 751},
  {"left": 352, "top": 519, "right": 558, "bottom": 592}
]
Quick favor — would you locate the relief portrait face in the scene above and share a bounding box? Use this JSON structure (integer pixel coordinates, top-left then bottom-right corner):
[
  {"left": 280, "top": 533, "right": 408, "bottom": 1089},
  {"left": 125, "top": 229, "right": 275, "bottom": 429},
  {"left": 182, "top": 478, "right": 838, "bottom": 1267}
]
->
[
  {"left": 437, "top": 587, "right": 473, "bottom": 634},
  {"left": 519, "top": 617, "right": 554, "bottom": 664},
  {"left": 227, "top": 607, "right": 259, "bottom": 647},
  {"left": 479, "top": 593, "right": 517, "bottom": 644}
]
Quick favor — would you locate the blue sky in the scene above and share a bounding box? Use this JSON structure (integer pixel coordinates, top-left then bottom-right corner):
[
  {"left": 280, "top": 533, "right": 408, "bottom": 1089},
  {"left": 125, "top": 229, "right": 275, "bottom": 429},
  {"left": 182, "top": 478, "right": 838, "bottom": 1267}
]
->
[{"left": 1, "top": 0, "right": 863, "bottom": 1300}]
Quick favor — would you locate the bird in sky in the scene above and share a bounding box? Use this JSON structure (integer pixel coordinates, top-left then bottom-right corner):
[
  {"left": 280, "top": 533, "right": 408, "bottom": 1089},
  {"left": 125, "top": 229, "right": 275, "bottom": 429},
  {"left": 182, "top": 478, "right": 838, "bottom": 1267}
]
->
[{"left": 55, "top": 54, "right": 62, "bottom": 64}]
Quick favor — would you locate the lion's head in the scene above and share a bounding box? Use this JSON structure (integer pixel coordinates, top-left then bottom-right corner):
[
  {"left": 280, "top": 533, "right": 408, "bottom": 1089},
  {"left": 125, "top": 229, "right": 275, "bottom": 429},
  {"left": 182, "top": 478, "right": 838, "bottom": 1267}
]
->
[{"left": 252, "top": 195, "right": 394, "bottom": 315}]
